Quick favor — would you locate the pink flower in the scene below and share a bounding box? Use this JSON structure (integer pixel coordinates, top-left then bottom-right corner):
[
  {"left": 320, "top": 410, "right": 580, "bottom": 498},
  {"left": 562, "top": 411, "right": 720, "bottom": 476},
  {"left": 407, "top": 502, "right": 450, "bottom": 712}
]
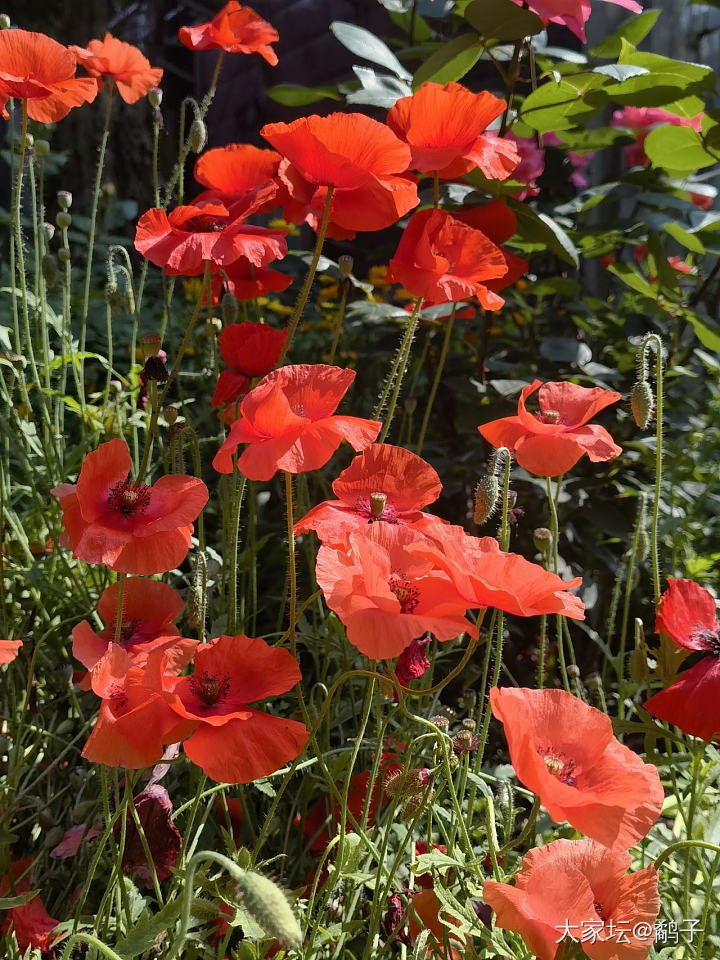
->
[
  {"left": 611, "top": 107, "right": 702, "bottom": 167},
  {"left": 512, "top": 0, "right": 643, "bottom": 43},
  {"left": 492, "top": 132, "right": 544, "bottom": 200}
]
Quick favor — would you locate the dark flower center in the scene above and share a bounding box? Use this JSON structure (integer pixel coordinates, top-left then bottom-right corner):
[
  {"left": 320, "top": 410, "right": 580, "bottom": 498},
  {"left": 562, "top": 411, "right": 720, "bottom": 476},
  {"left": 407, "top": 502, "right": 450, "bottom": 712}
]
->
[
  {"left": 190, "top": 671, "right": 231, "bottom": 707},
  {"left": 107, "top": 480, "right": 152, "bottom": 516},
  {"left": 690, "top": 625, "right": 720, "bottom": 655},
  {"left": 594, "top": 900, "right": 606, "bottom": 921},
  {"left": 389, "top": 574, "right": 420, "bottom": 614},
  {"left": 354, "top": 495, "right": 399, "bottom": 524},
  {"left": 183, "top": 213, "right": 228, "bottom": 233},
  {"left": 110, "top": 617, "right": 139, "bottom": 645}
]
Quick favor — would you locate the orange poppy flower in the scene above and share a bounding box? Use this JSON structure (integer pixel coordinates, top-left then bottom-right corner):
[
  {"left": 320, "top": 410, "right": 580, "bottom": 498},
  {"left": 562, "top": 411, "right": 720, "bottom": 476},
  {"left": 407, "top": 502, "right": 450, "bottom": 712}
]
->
[
  {"left": 315, "top": 522, "right": 476, "bottom": 659},
  {"left": 0, "top": 29, "right": 98, "bottom": 122},
  {"left": 412, "top": 525, "right": 584, "bottom": 622},
  {"left": 70, "top": 33, "right": 162, "bottom": 104},
  {"left": 261, "top": 113, "right": 419, "bottom": 237},
  {"left": 452, "top": 199, "right": 527, "bottom": 292},
  {"left": 134, "top": 186, "right": 287, "bottom": 277},
  {"left": 385, "top": 82, "right": 520, "bottom": 181},
  {"left": 0, "top": 639, "right": 22, "bottom": 664},
  {"left": 82, "top": 646, "right": 196, "bottom": 768},
  {"left": 51, "top": 438, "right": 208, "bottom": 574},
  {"left": 478, "top": 379, "right": 622, "bottom": 477},
  {"left": 211, "top": 321, "right": 288, "bottom": 408},
  {"left": 209, "top": 259, "right": 291, "bottom": 307},
  {"left": 194, "top": 143, "right": 281, "bottom": 202},
  {"left": 212, "top": 364, "right": 382, "bottom": 481},
  {"left": 0, "top": 860, "right": 59, "bottom": 955},
  {"left": 72, "top": 578, "right": 196, "bottom": 684},
  {"left": 483, "top": 839, "right": 659, "bottom": 960},
  {"left": 295, "top": 443, "right": 448, "bottom": 546},
  {"left": 644, "top": 579, "right": 720, "bottom": 741},
  {"left": 385, "top": 208, "right": 508, "bottom": 309},
  {"left": 155, "top": 634, "right": 309, "bottom": 783},
  {"left": 490, "top": 687, "right": 663, "bottom": 849},
  {"left": 178, "top": 1, "right": 279, "bottom": 65}
]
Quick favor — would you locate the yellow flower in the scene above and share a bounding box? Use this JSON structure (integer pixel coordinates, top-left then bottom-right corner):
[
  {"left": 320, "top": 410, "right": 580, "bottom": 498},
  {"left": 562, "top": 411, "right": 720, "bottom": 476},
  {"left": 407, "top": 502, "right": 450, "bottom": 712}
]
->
[
  {"left": 368, "top": 265, "right": 389, "bottom": 287},
  {"left": 182, "top": 277, "right": 204, "bottom": 302},
  {"left": 269, "top": 218, "right": 300, "bottom": 236},
  {"left": 266, "top": 298, "right": 294, "bottom": 316}
]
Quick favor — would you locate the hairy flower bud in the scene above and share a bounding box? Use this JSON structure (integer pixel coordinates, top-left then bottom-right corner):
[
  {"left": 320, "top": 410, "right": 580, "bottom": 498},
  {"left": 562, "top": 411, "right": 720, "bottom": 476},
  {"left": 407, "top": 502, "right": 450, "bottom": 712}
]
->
[
  {"left": 221, "top": 290, "right": 238, "bottom": 326},
  {"left": 42, "top": 253, "right": 57, "bottom": 289},
  {"left": 474, "top": 474, "right": 499, "bottom": 525},
  {"left": 188, "top": 118, "right": 207, "bottom": 154},
  {"left": 233, "top": 869, "right": 302, "bottom": 949},
  {"left": 385, "top": 767, "right": 431, "bottom": 799},
  {"left": 630, "top": 380, "right": 654, "bottom": 430}
]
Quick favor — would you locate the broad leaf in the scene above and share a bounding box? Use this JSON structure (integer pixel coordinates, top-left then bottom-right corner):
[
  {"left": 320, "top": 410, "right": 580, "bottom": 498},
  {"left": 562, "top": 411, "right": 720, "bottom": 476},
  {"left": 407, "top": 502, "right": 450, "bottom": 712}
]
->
[
  {"left": 413, "top": 33, "right": 483, "bottom": 88},
  {"left": 330, "top": 21, "right": 411, "bottom": 79},
  {"left": 465, "top": 0, "right": 543, "bottom": 40},
  {"left": 591, "top": 9, "right": 661, "bottom": 58},
  {"left": 644, "top": 125, "right": 718, "bottom": 174}
]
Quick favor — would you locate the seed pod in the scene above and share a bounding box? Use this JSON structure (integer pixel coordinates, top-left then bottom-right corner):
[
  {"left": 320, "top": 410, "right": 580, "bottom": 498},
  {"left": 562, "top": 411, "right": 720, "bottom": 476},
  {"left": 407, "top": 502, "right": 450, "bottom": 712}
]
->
[
  {"left": 148, "top": 87, "right": 163, "bottom": 108},
  {"left": 55, "top": 211, "right": 72, "bottom": 230},
  {"left": 188, "top": 118, "right": 207, "bottom": 154},
  {"left": 533, "top": 527, "right": 552, "bottom": 558},
  {"left": 57, "top": 247, "right": 71, "bottom": 265},
  {"left": 234, "top": 869, "right": 302, "bottom": 950},
  {"left": 631, "top": 380, "right": 654, "bottom": 429},
  {"left": 0, "top": 14, "right": 11, "bottom": 28},
  {"left": 473, "top": 474, "right": 499, "bottom": 525},
  {"left": 34, "top": 139, "right": 50, "bottom": 159},
  {"left": 42, "top": 253, "right": 57, "bottom": 289},
  {"left": 57, "top": 190, "right": 72, "bottom": 211}
]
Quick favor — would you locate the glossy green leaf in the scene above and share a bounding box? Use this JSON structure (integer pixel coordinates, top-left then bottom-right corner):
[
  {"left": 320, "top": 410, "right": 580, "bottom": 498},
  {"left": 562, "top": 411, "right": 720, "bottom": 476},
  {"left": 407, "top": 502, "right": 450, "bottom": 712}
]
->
[
  {"left": 604, "top": 42, "right": 716, "bottom": 106},
  {"left": 591, "top": 9, "right": 661, "bottom": 58},
  {"left": 413, "top": 33, "right": 483, "bottom": 88},
  {"left": 464, "top": 0, "right": 543, "bottom": 40},
  {"left": 645, "top": 125, "right": 718, "bottom": 174},
  {"left": 664, "top": 222, "right": 706, "bottom": 253},
  {"left": 508, "top": 200, "right": 579, "bottom": 266},
  {"left": 330, "top": 21, "right": 412, "bottom": 79},
  {"left": 519, "top": 76, "right": 607, "bottom": 133}
]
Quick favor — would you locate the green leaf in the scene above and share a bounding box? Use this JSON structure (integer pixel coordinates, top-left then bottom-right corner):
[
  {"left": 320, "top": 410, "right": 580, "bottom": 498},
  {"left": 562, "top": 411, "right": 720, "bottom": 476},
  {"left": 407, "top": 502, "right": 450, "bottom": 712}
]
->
[
  {"left": 330, "top": 21, "right": 411, "bottom": 79},
  {"left": 0, "top": 891, "right": 40, "bottom": 910},
  {"left": 591, "top": 9, "right": 661, "bottom": 58},
  {"left": 115, "top": 900, "right": 183, "bottom": 959},
  {"left": 412, "top": 34, "right": 482, "bottom": 88},
  {"left": 593, "top": 63, "right": 648, "bottom": 82},
  {"left": 604, "top": 42, "right": 716, "bottom": 106},
  {"left": 607, "top": 262, "right": 657, "bottom": 298},
  {"left": 508, "top": 200, "right": 579, "bottom": 266},
  {"left": 465, "top": 0, "right": 543, "bottom": 39},
  {"left": 347, "top": 67, "right": 412, "bottom": 107},
  {"left": 664, "top": 221, "right": 706, "bottom": 253},
  {"left": 519, "top": 75, "right": 607, "bottom": 133},
  {"left": 677, "top": 308, "right": 720, "bottom": 350},
  {"left": 267, "top": 84, "right": 340, "bottom": 106},
  {"left": 644, "top": 125, "right": 718, "bottom": 174}
]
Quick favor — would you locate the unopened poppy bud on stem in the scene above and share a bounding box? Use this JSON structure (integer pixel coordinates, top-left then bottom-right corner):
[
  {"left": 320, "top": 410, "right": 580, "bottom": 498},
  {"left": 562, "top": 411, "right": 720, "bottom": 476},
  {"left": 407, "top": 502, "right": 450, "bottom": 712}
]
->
[
  {"left": 57, "top": 247, "right": 70, "bottom": 265},
  {"left": 42, "top": 222, "right": 55, "bottom": 243},
  {"left": 56, "top": 211, "right": 71, "bottom": 230},
  {"left": 42, "top": 254, "right": 57, "bottom": 289},
  {"left": 474, "top": 474, "right": 500, "bottom": 525},
  {"left": 233, "top": 869, "right": 303, "bottom": 950},
  {"left": 34, "top": 139, "right": 50, "bottom": 158},
  {"left": 631, "top": 379, "right": 654, "bottom": 429},
  {"left": 221, "top": 290, "right": 238, "bottom": 325},
  {"left": 188, "top": 118, "right": 207, "bottom": 154},
  {"left": 23, "top": 132, "right": 33, "bottom": 149}
]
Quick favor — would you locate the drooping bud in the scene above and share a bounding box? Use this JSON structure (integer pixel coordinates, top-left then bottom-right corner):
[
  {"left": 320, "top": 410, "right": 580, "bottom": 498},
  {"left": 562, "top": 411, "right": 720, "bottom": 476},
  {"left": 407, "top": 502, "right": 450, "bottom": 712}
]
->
[
  {"left": 57, "top": 190, "right": 72, "bottom": 211},
  {"left": 400, "top": 792, "right": 427, "bottom": 822},
  {"left": 34, "top": 139, "right": 50, "bottom": 159},
  {"left": 630, "top": 380, "right": 654, "bottom": 430},
  {"left": 233, "top": 870, "right": 303, "bottom": 950},
  {"left": 369, "top": 492, "right": 387, "bottom": 520},
  {"left": 473, "top": 474, "right": 500, "bottom": 525},
  {"left": 42, "top": 253, "right": 57, "bottom": 289},
  {"left": 188, "top": 118, "right": 207, "bottom": 154},
  {"left": 221, "top": 289, "right": 238, "bottom": 325},
  {"left": 338, "top": 255, "right": 353, "bottom": 278},
  {"left": 55, "top": 211, "right": 72, "bottom": 230},
  {"left": 148, "top": 87, "right": 163, "bottom": 108},
  {"left": 533, "top": 527, "right": 552, "bottom": 558}
]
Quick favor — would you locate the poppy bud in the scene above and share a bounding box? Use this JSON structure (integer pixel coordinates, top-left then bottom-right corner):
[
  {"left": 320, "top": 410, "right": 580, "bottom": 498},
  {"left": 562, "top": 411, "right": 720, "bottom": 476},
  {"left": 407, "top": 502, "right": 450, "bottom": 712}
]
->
[
  {"left": 56, "top": 211, "right": 71, "bottom": 230},
  {"left": 148, "top": 87, "right": 163, "bottom": 108},
  {"left": 105, "top": 280, "right": 120, "bottom": 307},
  {"left": 233, "top": 869, "right": 302, "bottom": 950},
  {"left": 188, "top": 118, "right": 207, "bottom": 154},
  {"left": 400, "top": 793, "right": 426, "bottom": 821},
  {"left": 0, "top": 14, "right": 11, "bottom": 28},
  {"left": 123, "top": 286, "right": 136, "bottom": 316},
  {"left": 57, "top": 190, "right": 72, "bottom": 211},
  {"left": 338, "top": 255, "right": 353, "bottom": 278},
  {"left": 34, "top": 139, "right": 50, "bottom": 159},
  {"left": 42, "top": 253, "right": 57, "bottom": 289},
  {"left": 221, "top": 290, "right": 238, "bottom": 325},
  {"left": 369, "top": 491, "right": 387, "bottom": 519},
  {"left": 637, "top": 527, "right": 650, "bottom": 563},
  {"left": 57, "top": 247, "right": 71, "bottom": 265},
  {"left": 473, "top": 474, "right": 499, "bottom": 525},
  {"left": 385, "top": 767, "right": 431, "bottom": 799},
  {"left": 533, "top": 527, "right": 552, "bottom": 557},
  {"left": 631, "top": 379, "right": 654, "bottom": 429},
  {"left": 42, "top": 222, "right": 55, "bottom": 243},
  {"left": 462, "top": 718, "right": 476, "bottom": 731}
]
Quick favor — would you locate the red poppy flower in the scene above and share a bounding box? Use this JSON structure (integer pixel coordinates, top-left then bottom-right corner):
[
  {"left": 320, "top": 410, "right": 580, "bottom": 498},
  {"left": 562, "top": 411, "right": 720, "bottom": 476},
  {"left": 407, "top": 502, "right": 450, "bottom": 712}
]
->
[
  {"left": 178, "top": 1, "right": 279, "bottom": 65},
  {"left": 490, "top": 687, "right": 663, "bottom": 849},
  {"left": 385, "top": 209, "right": 508, "bottom": 310},
  {"left": 72, "top": 578, "right": 195, "bottom": 683},
  {"left": 70, "top": 33, "right": 162, "bottom": 104},
  {"left": 0, "top": 29, "right": 98, "bottom": 122},
  {"left": 83, "top": 646, "right": 196, "bottom": 768},
  {"left": 211, "top": 321, "right": 288, "bottom": 407},
  {"left": 261, "top": 113, "right": 419, "bottom": 237},
  {"left": 644, "top": 579, "right": 720, "bottom": 741},
  {"left": 134, "top": 187, "right": 287, "bottom": 278},
  {"left": 0, "top": 639, "right": 22, "bottom": 664},
  {"left": 395, "top": 637, "right": 431, "bottom": 686},
  {"left": 294, "top": 443, "right": 448, "bottom": 546},
  {"left": 51, "top": 438, "right": 208, "bottom": 574},
  {"left": 412, "top": 525, "right": 584, "bottom": 621},
  {"left": 194, "top": 143, "right": 281, "bottom": 201},
  {"left": 483, "top": 839, "right": 659, "bottom": 960},
  {"left": 213, "top": 364, "right": 382, "bottom": 481},
  {"left": 478, "top": 379, "right": 622, "bottom": 477},
  {"left": 209, "top": 259, "right": 291, "bottom": 308},
  {"left": 452, "top": 199, "right": 527, "bottom": 292},
  {"left": 155, "top": 634, "right": 308, "bottom": 783},
  {"left": 315, "top": 523, "right": 476, "bottom": 659},
  {"left": 116, "top": 784, "right": 181, "bottom": 884},
  {"left": 386, "top": 81, "right": 520, "bottom": 181},
  {"left": 0, "top": 860, "right": 59, "bottom": 955}
]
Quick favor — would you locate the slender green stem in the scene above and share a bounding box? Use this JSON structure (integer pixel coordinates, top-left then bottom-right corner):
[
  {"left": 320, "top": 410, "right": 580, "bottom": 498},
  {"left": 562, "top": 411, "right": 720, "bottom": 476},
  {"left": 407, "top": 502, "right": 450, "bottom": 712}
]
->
[
  {"left": 546, "top": 474, "right": 571, "bottom": 693},
  {"left": 278, "top": 187, "right": 334, "bottom": 365},
  {"left": 328, "top": 283, "right": 348, "bottom": 365},
  {"left": 617, "top": 494, "right": 647, "bottom": 719},
  {"left": 60, "top": 934, "right": 124, "bottom": 960},
  {"left": 416, "top": 306, "right": 455, "bottom": 455},
  {"left": 377, "top": 298, "right": 423, "bottom": 442},
  {"left": 654, "top": 839, "right": 720, "bottom": 872}
]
